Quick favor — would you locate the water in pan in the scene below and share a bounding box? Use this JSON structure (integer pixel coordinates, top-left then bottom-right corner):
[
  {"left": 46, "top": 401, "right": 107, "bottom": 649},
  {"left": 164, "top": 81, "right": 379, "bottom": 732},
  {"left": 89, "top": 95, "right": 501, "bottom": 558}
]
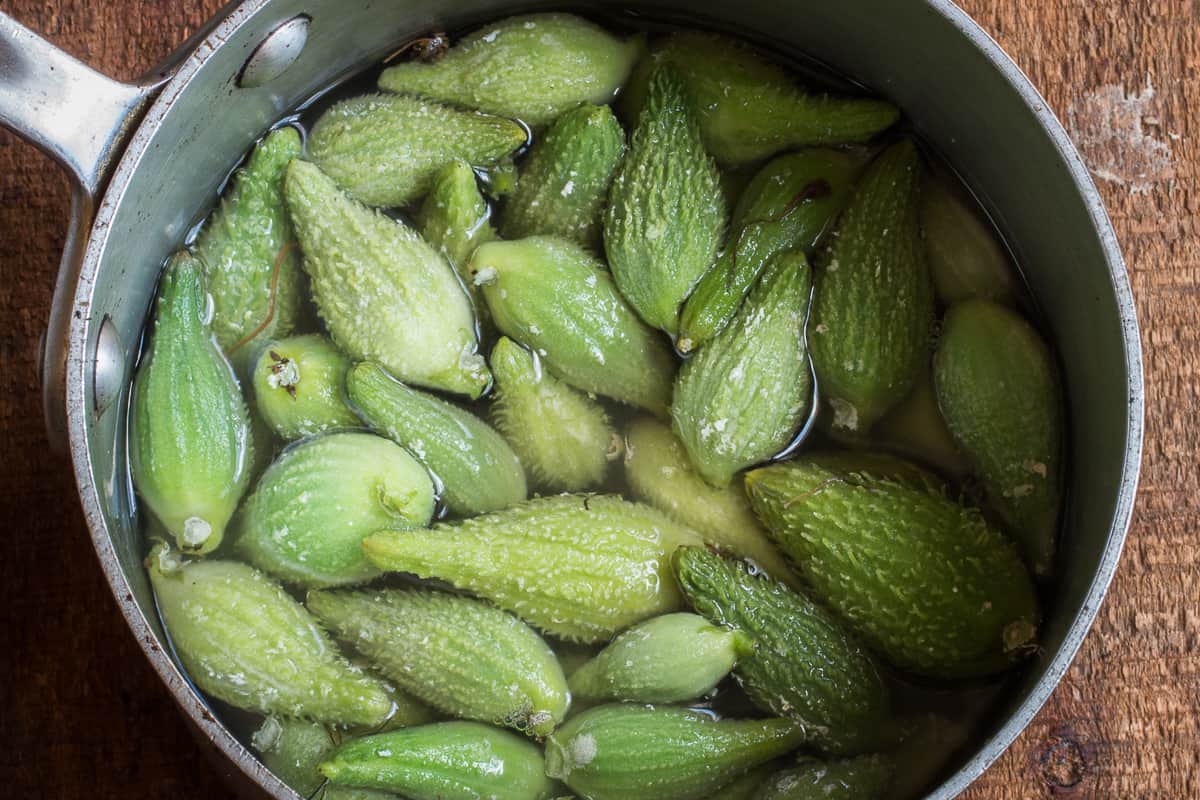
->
[{"left": 128, "top": 10, "right": 1063, "bottom": 799}]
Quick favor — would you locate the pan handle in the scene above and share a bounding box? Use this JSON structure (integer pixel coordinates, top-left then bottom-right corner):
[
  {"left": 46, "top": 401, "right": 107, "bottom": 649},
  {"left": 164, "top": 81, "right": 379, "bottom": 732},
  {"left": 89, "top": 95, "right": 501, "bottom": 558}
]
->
[
  {"left": 0, "top": 10, "right": 225, "bottom": 450},
  {"left": 0, "top": 13, "right": 165, "bottom": 197}
]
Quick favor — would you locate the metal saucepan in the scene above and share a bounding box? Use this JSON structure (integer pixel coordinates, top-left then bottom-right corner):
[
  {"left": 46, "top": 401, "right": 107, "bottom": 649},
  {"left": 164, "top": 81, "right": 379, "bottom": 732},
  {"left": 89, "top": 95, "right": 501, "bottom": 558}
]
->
[{"left": 0, "top": 1, "right": 1142, "bottom": 796}]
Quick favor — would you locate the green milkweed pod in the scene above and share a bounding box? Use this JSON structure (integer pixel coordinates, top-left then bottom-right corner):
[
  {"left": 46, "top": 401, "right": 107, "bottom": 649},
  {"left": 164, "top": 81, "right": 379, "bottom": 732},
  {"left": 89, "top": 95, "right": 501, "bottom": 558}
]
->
[
  {"left": 307, "top": 93, "right": 527, "bottom": 208},
  {"left": 567, "top": 612, "right": 750, "bottom": 704},
  {"left": 621, "top": 32, "right": 898, "bottom": 166},
  {"left": 502, "top": 102, "right": 626, "bottom": 249},
  {"left": 471, "top": 236, "right": 675, "bottom": 414},
  {"left": 544, "top": 704, "right": 806, "bottom": 800},
  {"left": 308, "top": 588, "right": 569, "bottom": 737},
  {"left": 321, "top": 722, "right": 555, "bottom": 800},
  {"left": 672, "top": 249, "right": 814, "bottom": 488},
  {"left": 232, "top": 432, "right": 435, "bottom": 588},
  {"left": 251, "top": 334, "right": 360, "bottom": 441},
  {"left": 130, "top": 252, "right": 253, "bottom": 555},
  {"left": 284, "top": 159, "right": 490, "bottom": 398},
  {"left": 148, "top": 547, "right": 393, "bottom": 727},
  {"left": 364, "top": 494, "right": 704, "bottom": 642},
  {"left": 195, "top": 126, "right": 304, "bottom": 377},
  {"left": 604, "top": 65, "right": 725, "bottom": 334},
  {"left": 346, "top": 361, "right": 527, "bottom": 516},
  {"left": 489, "top": 336, "right": 619, "bottom": 492},
  {"left": 379, "top": 13, "right": 643, "bottom": 127},
  {"left": 808, "top": 140, "right": 934, "bottom": 433}
]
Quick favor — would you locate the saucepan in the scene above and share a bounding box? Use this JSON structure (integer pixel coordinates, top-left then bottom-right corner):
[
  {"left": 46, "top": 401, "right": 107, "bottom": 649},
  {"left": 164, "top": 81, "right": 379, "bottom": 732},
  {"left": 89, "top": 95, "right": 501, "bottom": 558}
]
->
[{"left": 0, "top": 0, "right": 1142, "bottom": 796}]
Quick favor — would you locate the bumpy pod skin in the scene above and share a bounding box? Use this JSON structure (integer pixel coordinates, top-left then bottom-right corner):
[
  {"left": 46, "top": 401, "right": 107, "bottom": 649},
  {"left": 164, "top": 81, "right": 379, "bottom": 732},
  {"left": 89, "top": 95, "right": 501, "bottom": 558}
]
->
[
  {"left": 320, "top": 721, "right": 554, "bottom": 800},
  {"left": 502, "top": 103, "right": 625, "bottom": 248},
  {"left": 309, "top": 588, "right": 568, "bottom": 737},
  {"left": 678, "top": 149, "right": 862, "bottom": 351},
  {"left": 544, "top": 704, "right": 806, "bottom": 800},
  {"left": 251, "top": 334, "right": 360, "bottom": 440},
  {"left": 489, "top": 337, "right": 618, "bottom": 492},
  {"left": 417, "top": 158, "right": 496, "bottom": 326},
  {"left": 378, "top": 14, "right": 642, "bottom": 128},
  {"left": 809, "top": 140, "right": 934, "bottom": 433},
  {"left": 744, "top": 460, "right": 1041, "bottom": 678},
  {"left": 755, "top": 755, "right": 893, "bottom": 800},
  {"left": 934, "top": 299, "right": 1063, "bottom": 576},
  {"left": 623, "top": 418, "right": 798, "bottom": 589},
  {"left": 130, "top": 252, "right": 253, "bottom": 555},
  {"left": 802, "top": 449, "right": 945, "bottom": 494},
  {"left": 232, "top": 432, "right": 435, "bottom": 588},
  {"left": 347, "top": 361, "right": 526, "bottom": 515},
  {"left": 672, "top": 250, "right": 813, "bottom": 487},
  {"left": 472, "top": 236, "right": 676, "bottom": 414},
  {"left": 284, "top": 160, "right": 489, "bottom": 398},
  {"left": 252, "top": 717, "right": 398, "bottom": 799},
  {"left": 363, "top": 494, "right": 704, "bottom": 642},
  {"left": 195, "top": 126, "right": 304, "bottom": 376},
  {"left": 307, "top": 93, "right": 526, "bottom": 207},
  {"left": 148, "top": 549, "right": 393, "bottom": 726},
  {"left": 673, "top": 548, "right": 891, "bottom": 756},
  {"left": 567, "top": 612, "right": 748, "bottom": 704},
  {"left": 920, "top": 173, "right": 1017, "bottom": 306},
  {"left": 622, "top": 32, "right": 899, "bottom": 166},
  {"left": 604, "top": 65, "right": 725, "bottom": 334}
]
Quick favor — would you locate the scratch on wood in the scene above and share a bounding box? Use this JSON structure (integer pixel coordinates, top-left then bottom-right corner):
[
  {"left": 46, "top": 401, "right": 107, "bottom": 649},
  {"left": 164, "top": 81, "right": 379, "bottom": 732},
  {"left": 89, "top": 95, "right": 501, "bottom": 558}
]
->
[{"left": 1066, "top": 74, "right": 1175, "bottom": 193}]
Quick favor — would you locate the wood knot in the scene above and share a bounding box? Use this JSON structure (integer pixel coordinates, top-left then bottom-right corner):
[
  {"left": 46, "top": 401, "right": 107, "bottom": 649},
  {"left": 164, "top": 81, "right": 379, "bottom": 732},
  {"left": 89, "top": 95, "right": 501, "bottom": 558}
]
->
[{"left": 1038, "top": 731, "right": 1088, "bottom": 790}]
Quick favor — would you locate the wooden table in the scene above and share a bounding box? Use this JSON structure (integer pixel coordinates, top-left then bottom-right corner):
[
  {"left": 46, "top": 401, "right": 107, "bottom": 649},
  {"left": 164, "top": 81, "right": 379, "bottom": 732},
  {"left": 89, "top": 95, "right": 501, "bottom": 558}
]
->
[{"left": 0, "top": 0, "right": 1193, "bottom": 796}]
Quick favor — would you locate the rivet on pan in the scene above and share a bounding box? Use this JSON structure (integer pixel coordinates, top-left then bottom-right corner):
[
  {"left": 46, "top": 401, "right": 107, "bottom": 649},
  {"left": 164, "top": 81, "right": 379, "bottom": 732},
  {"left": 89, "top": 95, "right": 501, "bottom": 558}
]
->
[
  {"left": 238, "top": 15, "right": 311, "bottom": 89},
  {"left": 93, "top": 315, "right": 124, "bottom": 417}
]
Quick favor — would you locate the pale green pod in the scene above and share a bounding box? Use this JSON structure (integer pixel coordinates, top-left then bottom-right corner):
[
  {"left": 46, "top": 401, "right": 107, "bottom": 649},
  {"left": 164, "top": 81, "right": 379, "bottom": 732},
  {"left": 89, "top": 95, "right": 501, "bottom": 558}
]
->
[
  {"left": 622, "top": 32, "right": 899, "bottom": 166},
  {"left": 809, "top": 140, "right": 934, "bottom": 433},
  {"left": 148, "top": 547, "right": 393, "bottom": 726},
  {"left": 934, "top": 299, "right": 1063, "bottom": 576},
  {"left": 545, "top": 705, "right": 806, "bottom": 800},
  {"left": 417, "top": 159, "right": 496, "bottom": 303},
  {"left": 490, "top": 336, "right": 619, "bottom": 492},
  {"left": 568, "top": 612, "right": 749, "bottom": 704},
  {"left": 232, "top": 432, "right": 435, "bottom": 588},
  {"left": 308, "top": 588, "right": 569, "bottom": 737},
  {"left": 363, "top": 494, "right": 705, "bottom": 642},
  {"left": 252, "top": 717, "right": 398, "bottom": 799},
  {"left": 321, "top": 722, "right": 554, "bottom": 800},
  {"left": 745, "top": 461, "right": 1041, "bottom": 678},
  {"left": 284, "top": 160, "right": 489, "bottom": 398},
  {"left": 604, "top": 65, "right": 724, "bottom": 334},
  {"left": 921, "top": 173, "right": 1017, "bottom": 306},
  {"left": 307, "top": 93, "right": 527, "bottom": 207},
  {"left": 195, "top": 126, "right": 304, "bottom": 376},
  {"left": 251, "top": 334, "right": 360, "bottom": 441},
  {"left": 472, "top": 236, "right": 675, "bottom": 414},
  {"left": 502, "top": 103, "right": 626, "bottom": 248},
  {"left": 672, "top": 250, "right": 813, "bottom": 487},
  {"left": 130, "top": 252, "right": 253, "bottom": 555},
  {"left": 874, "top": 362, "right": 972, "bottom": 480},
  {"left": 754, "top": 755, "right": 893, "bottom": 800},
  {"left": 346, "top": 361, "right": 527, "bottom": 516},
  {"left": 379, "top": 14, "right": 642, "bottom": 127},
  {"left": 622, "top": 418, "right": 799, "bottom": 589}
]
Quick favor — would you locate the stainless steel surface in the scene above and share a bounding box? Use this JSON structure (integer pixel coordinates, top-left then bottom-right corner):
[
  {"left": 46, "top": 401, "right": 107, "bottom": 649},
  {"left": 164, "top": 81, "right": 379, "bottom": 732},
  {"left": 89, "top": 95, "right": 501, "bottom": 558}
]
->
[
  {"left": 2, "top": 1, "right": 1142, "bottom": 798},
  {"left": 92, "top": 316, "right": 125, "bottom": 417},
  {"left": 238, "top": 15, "right": 311, "bottom": 89}
]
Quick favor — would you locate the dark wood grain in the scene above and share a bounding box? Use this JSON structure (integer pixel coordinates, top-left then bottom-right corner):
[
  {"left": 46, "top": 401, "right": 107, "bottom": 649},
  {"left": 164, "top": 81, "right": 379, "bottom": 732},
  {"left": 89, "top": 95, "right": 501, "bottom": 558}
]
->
[{"left": 0, "top": 1, "right": 1193, "bottom": 797}]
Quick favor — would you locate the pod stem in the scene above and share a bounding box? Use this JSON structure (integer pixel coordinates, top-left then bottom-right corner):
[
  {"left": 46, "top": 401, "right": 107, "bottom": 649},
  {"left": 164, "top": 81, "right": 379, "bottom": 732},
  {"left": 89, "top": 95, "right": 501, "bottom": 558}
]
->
[{"left": 226, "top": 239, "right": 297, "bottom": 357}]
